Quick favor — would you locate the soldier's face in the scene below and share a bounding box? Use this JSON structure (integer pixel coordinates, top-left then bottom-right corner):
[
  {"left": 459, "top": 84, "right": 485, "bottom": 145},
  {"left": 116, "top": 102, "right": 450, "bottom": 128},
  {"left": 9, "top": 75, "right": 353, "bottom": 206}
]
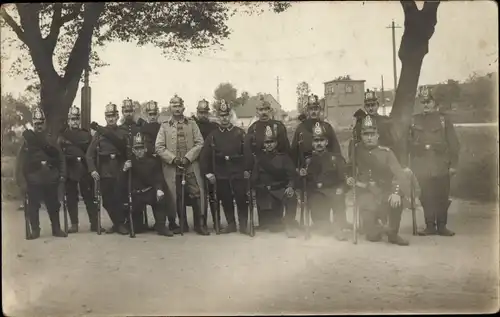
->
[
  {"left": 219, "top": 113, "right": 231, "bottom": 126},
  {"left": 257, "top": 105, "right": 271, "bottom": 121},
  {"left": 68, "top": 117, "right": 80, "bottom": 129},
  {"left": 312, "top": 137, "right": 328, "bottom": 152},
  {"left": 197, "top": 110, "right": 209, "bottom": 121},
  {"left": 361, "top": 131, "right": 379, "bottom": 147},
  {"left": 132, "top": 147, "right": 146, "bottom": 158},
  {"left": 147, "top": 112, "right": 158, "bottom": 123},
  {"left": 105, "top": 113, "right": 118, "bottom": 125},
  {"left": 307, "top": 105, "right": 321, "bottom": 119},
  {"left": 421, "top": 99, "right": 436, "bottom": 113},
  {"left": 171, "top": 103, "right": 185, "bottom": 116},
  {"left": 33, "top": 120, "right": 45, "bottom": 132},
  {"left": 122, "top": 108, "right": 134, "bottom": 121},
  {"left": 364, "top": 102, "right": 379, "bottom": 115},
  {"left": 263, "top": 139, "right": 277, "bottom": 152}
]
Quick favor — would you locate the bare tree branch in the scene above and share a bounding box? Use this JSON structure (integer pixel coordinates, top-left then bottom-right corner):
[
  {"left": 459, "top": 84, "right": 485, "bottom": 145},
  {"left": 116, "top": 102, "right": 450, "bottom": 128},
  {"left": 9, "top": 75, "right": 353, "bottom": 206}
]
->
[
  {"left": 61, "top": 3, "right": 83, "bottom": 24},
  {"left": 45, "top": 3, "right": 63, "bottom": 52},
  {"left": 422, "top": 1, "right": 440, "bottom": 19},
  {"left": 0, "top": 6, "right": 27, "bottom": 44}
]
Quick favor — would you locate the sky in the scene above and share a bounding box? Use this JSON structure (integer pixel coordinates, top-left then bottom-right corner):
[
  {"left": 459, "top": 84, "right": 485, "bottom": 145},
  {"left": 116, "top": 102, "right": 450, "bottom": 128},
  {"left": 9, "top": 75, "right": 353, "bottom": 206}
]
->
[{"left": 1, "top": 1, "right": 498, "bottom": 124}]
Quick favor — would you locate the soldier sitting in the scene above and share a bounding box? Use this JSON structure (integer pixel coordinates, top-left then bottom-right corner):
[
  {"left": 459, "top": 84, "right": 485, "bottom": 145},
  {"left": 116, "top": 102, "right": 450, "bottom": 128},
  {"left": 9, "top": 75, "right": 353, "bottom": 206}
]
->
[
  {"left": 118, "top": 132, "right": 173, "bottom": 236},
  {"left": 347, "top": 116, "right": 414, "bottom": 246},
  {"left": 300, "top": 122, "right": 349, "bottom": 241},
  {"left": 251, "top": 125, "right": 297, "bottom": 235}
]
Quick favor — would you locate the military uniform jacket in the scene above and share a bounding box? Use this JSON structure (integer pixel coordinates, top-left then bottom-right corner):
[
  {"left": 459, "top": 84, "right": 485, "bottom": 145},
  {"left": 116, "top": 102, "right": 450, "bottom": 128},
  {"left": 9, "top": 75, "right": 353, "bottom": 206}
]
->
[
  {"left": 59, "top": 128, "right": 92, "bottom": 181},
  {"left": 119, "top": 120, "right": 143, "bottom": 153},
  {"left": 16, "top": 131, "right": 66, "bottom": 186},
  {"left": 244, "top": 120, "right": 290, "bottom": 171},
  {"left": 353, "top": 111, "right": 394, "bottom": 149},
  {"left": 85, "top": 125, "right": 128, "bottom": 179},
  {"left": 140, "top": 122, "right": 161, "bottom": 155},
  {"left": 200, "top": 125, "right": 246, "bottom": 180},
  {"left": 305, "top": 151, "right": 347, "bottom": 196},
  {"left": 291, "top": 119, "right": 343, "bottom": 167},
  {"left": 193, "top": 117, "right": 219, "bottom": 140},
  {"left": 353, "top": 145, "right": 411, "bottom": 207},
  {"left": 407, "top": 112, "right": 460, "bottom": 179},
  {"left": 252, "top": 151, "right": 295, "bottom": 194},
  {"left": 117, "top": 154, "right": 165, "bottom": 197}
]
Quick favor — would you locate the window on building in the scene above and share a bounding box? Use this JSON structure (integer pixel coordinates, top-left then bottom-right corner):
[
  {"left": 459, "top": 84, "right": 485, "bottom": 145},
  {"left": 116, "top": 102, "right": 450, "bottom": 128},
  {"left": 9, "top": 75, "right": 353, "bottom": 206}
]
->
[{"left": 345, "top": 84, "right": 353, "bottom": 94}]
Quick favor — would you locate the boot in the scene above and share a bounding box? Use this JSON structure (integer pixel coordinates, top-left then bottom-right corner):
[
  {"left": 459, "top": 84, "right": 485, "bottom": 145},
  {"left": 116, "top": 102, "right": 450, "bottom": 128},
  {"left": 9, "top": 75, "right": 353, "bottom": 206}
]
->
[
  {"left": 90, "top": 223, "right": 106, "bottom": 233},
  {"left": 116, "top": 223, "right": 129, "bottom": 235},
  {"left": 68, "top": 224, "right": 79, "bottom": 234},
  {"left": 192, "top": 200, "right": 210, "bottom": 236},
  {"left": 168, "top": 222, "right": 182, "bottom": 235},
  {"left": 28, "top": 228, "right": 41, "bottom": 240},
  {"left": 285, "top": 221, "right": 300, "bottom": 238},
  {"left": 51, "top": 215, "right": 68, "bottom": 238},
  {"left": 156, "top": 225, "right": 174, "bottom": 237},
  {"left": 388, "top": 234, "right": 409, "bottom": 246},
  {"left": 437, "top": 226, "right": 455, "bottom": 236},
  {"left": 220, "top": 222, "right": 237, "bottom": 234},
  {"left": 366, "top": 232, "right": 383, "bottom": 242},
  {"left": 418, "top": 224, "right": 437, "bottom": 236},
  {"left": 333, "top": 224, "right": 348, "bottom": 241}
]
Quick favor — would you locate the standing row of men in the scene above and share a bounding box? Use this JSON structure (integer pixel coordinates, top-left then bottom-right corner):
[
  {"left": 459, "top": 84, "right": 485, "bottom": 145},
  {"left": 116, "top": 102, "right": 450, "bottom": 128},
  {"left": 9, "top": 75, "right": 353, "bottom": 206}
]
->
[{"left": 16, "top": 85, "right": 459, "bottom": 245}]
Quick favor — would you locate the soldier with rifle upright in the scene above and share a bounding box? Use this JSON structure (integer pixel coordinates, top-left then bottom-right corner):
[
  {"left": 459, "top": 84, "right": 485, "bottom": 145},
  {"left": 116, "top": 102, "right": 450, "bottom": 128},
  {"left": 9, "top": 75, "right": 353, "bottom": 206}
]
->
[
  {"left": 300, "top": 122, "right": 349, "bottom": 241},
  {"left": 250, "top": 124, "right": 298, "bottom": 236},
  {"left": 200, "top": 100, "right": 248, "bottom": 234},
  {"left": 192, "top": 99, "right": 220, "bottom": 230},
  {"left": 15, "top": 107, "right": 68, "bottom": 240},
  {"left": 140, "top": 100, "right": 181, "bottom": 234},
  {"left": 58, "top": 106, "right": 104, "bottom": 233},
  {"left": 346, "top": 116, "right": 414, "bottom": 246},
  {"left": 291, "top": 94, "right": 348, "bottom": 231},
  {"left": 87, "top": 103, "right": 129, "bottom": 235},
  {"left": 117, "top": 132, "right": 174, "bottom": 236},
  {"left": 244, "top": 95, "right": 291, "bottom": 231},
  {"left": 155, "top": 95, "right": 209, "bottom": 236},
  {"left": 405, "top": 86, "right": 460, "bottom": 237}
]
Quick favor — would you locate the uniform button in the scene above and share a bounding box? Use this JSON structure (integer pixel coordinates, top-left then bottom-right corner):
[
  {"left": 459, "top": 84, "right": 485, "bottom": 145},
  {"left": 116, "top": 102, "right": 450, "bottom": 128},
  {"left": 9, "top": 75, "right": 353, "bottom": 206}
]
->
[{"left": 425, "top": 144, "right": 431, "bottom": 150}]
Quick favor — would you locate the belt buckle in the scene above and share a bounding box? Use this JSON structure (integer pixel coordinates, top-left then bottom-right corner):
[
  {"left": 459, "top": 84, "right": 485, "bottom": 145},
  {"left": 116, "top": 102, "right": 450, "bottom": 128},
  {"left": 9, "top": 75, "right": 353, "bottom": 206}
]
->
[
  {"left": 425, "top": 144, "right": 431, "bottom": 150},
  {"left": 110, "top": 154, "right": 116, "bottom": 159},
  {"left": 317, "top": 183, "right": 323, "bottom": 189},
  {"left": 266, "top": 185, "right": 271, "bottom": 190},
  {"left": 77, "top": 157, "right": 82, "bottom": 162},
  {"left": 41, "top": 160, "right": 47, "bottom": 166}
]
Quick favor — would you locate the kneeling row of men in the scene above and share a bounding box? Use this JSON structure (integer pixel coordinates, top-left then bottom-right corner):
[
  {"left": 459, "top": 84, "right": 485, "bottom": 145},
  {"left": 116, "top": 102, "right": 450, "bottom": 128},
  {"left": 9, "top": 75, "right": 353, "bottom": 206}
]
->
[{"left": 16, "top": 87, "right": 457, "bottom": 246}]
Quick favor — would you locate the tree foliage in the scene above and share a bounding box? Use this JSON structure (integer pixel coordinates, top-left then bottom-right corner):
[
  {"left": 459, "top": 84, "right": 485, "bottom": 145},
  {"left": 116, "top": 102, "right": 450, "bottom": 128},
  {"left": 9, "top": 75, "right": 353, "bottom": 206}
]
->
[
  {"left": 1, "top": 93, "right": 33, "bottom": 155},
  {"left": 0, "top": 2, "right": 291, "bottom": 134},
  {"left": 296, "top": 81, "right": 311, "bottom": 113},
  {"left": 213, "top": 83, "right": 249, "bottom": 108}
]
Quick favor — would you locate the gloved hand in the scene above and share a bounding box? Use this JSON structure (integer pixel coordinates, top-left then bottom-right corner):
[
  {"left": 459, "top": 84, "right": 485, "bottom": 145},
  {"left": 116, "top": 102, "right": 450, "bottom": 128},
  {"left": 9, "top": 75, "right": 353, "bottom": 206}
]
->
[
  {"left": 181, "top": 157, "right": 190, "bottom": 167},
  {"left": 90, "top": 121, "right": 100, "bottom": 131},
  {"left": 156, "top": 189, "right": 164, "bottom": 201},
  {"left": 284, "top": 187, "right": 294, "bottom": 197},
  {"left": 205, "top": 173, "right": 216, "bottom": 185},
  {"left": 173, "top": 157, "right": 182, "bottom": 166}
]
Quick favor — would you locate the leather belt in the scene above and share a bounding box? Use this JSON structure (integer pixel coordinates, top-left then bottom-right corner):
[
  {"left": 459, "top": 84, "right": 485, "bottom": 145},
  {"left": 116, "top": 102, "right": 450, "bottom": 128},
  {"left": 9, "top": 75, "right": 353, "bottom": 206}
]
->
[{"left": 132, "top": 186, "right": 153, "bottom": 194}]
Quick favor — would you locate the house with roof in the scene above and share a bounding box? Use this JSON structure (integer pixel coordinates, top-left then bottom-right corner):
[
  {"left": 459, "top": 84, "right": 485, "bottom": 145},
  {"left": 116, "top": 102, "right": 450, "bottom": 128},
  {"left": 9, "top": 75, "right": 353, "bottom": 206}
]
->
[
  {"left": 323, "top": 78, "right": 366, "bottom": 128},
  {"left": 233, "top": 94, "right": 284, "bottom": 129}
]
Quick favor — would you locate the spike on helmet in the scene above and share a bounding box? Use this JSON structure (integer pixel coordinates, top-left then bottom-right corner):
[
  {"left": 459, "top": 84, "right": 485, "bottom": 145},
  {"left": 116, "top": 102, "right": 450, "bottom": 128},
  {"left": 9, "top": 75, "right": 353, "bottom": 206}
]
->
[
  {"left": 132, "top": 132, "right": 145, "bottom": 148},
  {"left": 68, "top": 106, "right": 81, "bottom": 118},
  {"left": 32, "top": 107, "right": 45, "bottom": 122},
  {"left": 170, "top": 94, "right": 184, "bottom": 106},
  {"left": 105, "top": 102, "right": 118, "bottom": 115},
  {"left": 145, "top": 100, "right": 159, "bottom": 114}
]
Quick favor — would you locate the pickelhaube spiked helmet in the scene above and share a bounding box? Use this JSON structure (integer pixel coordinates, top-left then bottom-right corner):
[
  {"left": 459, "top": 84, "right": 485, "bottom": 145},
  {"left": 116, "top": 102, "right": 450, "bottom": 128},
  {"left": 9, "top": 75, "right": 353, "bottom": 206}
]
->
[
  {"left": 418, "top": 85, "right": 434, "bottom": 101},
  {"left": 256, "top": 94, "right": 271, "bottom": 109},
  {"left": 132, "top": 132, "right": 145, "bottom": 148},
  {"left": 263, "top": 124, "right": 278, "bottom": 141},
  {"left": 312, "top": 122, "right": 326, "bottom": 139},
  {"left": 68, "top": 106, "right": 81, "bottom": 118},
  {"left": 105, "top": 102, "right": 118, "bottom": 115},
  {"left": 122, "top": 98, "right": 134, "bottom": 111},
  {"left": 361, "top": 115, "right": 377, "bottom": 133},
  {"left": 170, "top": 94, "right": 184, "bottom": 106},
  {"left": 32, "top": 107, "right": 45, "bottom": 121},
  {"left": 307, "top": 94, "right": 320, "bottom": 107},
  {"left": 364, "top": 89, "right": 378, "bottom": 105},
  {"left": 215, "top": 99, "right": 231, "bottom": 115},
  {"left": 145, "top": 100, "right": 159, "bottom": 114},
  {"left": 197, "top": 99, "right": 210, "bottom": 111}
]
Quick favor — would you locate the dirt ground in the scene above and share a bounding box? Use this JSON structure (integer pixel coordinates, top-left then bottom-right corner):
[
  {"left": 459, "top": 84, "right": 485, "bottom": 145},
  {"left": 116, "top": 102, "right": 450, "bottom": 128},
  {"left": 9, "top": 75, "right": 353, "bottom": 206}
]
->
[{"left": 2, "top": 197, "right": 499, "bottom": 316}]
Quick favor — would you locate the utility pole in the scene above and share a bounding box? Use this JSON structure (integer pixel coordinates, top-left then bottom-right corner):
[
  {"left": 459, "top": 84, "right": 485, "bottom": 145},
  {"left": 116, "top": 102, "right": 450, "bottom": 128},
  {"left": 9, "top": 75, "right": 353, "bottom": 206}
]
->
[
  {"left": 276, "top": 76, "right": 280, "bottom": 104},
  {"left": 381, "top": 75, "right": 386, "bottom": 116},
  {"left": 386, "top": 20, "right": 401, "bottom": 93},
  {"left": 81, "top": 64, "right": 91, "bottom": 131}
]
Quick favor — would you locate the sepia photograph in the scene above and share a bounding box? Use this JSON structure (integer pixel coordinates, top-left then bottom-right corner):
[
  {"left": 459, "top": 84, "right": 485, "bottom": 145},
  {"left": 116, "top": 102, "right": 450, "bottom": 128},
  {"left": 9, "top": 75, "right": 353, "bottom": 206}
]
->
[{"left": 1, "top": 1, "right": 498, "bottom": 316}]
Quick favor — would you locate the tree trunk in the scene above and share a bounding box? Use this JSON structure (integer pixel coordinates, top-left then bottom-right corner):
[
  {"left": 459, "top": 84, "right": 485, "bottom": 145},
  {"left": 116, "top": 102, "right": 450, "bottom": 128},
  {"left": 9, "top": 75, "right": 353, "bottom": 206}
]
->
[
  {"left": 40, "top": 79, "right": 78, "bottom": 136},
  {"left": 390, "top": 1, "right": 440, "bottom": 163}
]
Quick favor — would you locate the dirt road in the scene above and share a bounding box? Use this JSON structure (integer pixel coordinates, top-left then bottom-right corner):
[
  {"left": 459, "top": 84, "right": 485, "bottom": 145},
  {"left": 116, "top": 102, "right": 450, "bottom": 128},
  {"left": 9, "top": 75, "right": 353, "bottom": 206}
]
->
[{"left": 2, "top": 198, "right": 498, "bottom": 316}]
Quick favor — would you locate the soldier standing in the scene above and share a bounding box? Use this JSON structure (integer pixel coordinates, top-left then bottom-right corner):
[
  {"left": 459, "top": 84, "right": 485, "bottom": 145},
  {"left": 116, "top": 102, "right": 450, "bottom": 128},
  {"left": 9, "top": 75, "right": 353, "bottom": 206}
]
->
[
  {"left": 59, "top": 106, "right": 103, "bottom": 233},
  {"left": 346, "top": 116, "right": 413, "bottom": 246},
  {"left": 155, "top": 95, "right": 209, "bottom": 236},
  {"left": 15, "top": 107, "right": 67, "bottom": 239},
  {"left": 244, "top": 95, "right": 291, "bottom": 231},
  {"left": 118, "top": 132, "right": 174, "bottom": 236},
  {"left": 301, "top": 122, "right": 349, "bottom": 241},
  {"left": 250, "top": 125, "right": 298, "bottom": 235},
  {"left": 192, "top": 99, "right": 220, "bottom": 229},
  {"left": 87, "top": 103, "right": 129, "bottom": 235},
  {"left": 200, "top": 100, "right": 248, "bottom": 234},
  {"left": 291, "top": 94, "right": 348, "bottom": 230},
  {"left": 140, "top": 100, "right": 181, "bottom": 234},
  {"left": 407, "top": 86, "right": 460, "bottom": 236}
]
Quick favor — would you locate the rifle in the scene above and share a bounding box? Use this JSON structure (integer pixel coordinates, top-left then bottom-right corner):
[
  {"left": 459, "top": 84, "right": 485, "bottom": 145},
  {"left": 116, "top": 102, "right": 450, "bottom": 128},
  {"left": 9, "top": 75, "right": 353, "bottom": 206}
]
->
[
  {"left": 23, "top": 192, "right": 32, "bottom": 240},
  {"left": 94, "top": 139, "right": 102, "bottom": 235},
  {"left": 210, "top": 136, "right": 221, "bottom": 234},
  {"left": 409, "top": 128, "right": 417, "bottom": 236},
  {"left": 127, "top": 129, "right": 135, "bottom": 238},
  {"left": 60, "top": 181, "right": 69, "bottom": 235},
  {"left": 298, "top": 132, "right": 311, "bottom": 239},
  {"left": 179, "top": 166, "right": 186, "bottom": 236},
  {"left": 351, "top": 136, "right": 359, "bottom": 245},
  {"left": 247, "top": 131, "right": 256, "bottom": 237}
]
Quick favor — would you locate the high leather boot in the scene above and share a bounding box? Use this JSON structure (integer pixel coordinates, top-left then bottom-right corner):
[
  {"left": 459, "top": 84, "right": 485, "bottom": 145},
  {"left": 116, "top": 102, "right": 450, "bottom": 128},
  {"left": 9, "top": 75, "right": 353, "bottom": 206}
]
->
[
  {"left": 68, "top": 224, "right": 79, "bottom": 233},
  {"left": 192, "top": 200, "right": 210, "bottom": 236},
  {"left": 50, "top": 213, "right": 68, "bottom": 238}
]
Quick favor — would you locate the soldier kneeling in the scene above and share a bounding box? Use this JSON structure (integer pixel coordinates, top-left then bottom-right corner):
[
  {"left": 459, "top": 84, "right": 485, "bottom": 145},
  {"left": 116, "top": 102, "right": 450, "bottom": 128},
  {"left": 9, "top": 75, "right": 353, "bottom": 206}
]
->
[
  {"left": 118, "top": 132, "right": 174, "bottom": 236},
  {"left": 300, "top": 122, "right": 349, "bottom": 241},
  {"left": 346, "top": 116, "right": 412, "bottom": 246}
]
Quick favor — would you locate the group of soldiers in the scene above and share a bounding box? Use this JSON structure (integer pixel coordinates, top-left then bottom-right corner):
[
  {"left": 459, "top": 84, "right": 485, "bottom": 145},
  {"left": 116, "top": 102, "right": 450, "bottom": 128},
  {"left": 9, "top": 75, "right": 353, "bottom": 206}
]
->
[{"left": 15, "top": 85, "right": 460, "bottom": 246}]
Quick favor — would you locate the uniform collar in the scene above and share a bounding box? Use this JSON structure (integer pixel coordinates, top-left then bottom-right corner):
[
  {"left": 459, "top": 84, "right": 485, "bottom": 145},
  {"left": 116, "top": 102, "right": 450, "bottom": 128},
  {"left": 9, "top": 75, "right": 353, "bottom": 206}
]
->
[
  {"left": 219, "top": 124, "right": 234, "bottom": 132},
  {"left": 169, "top": 116, "right": 188, "bottom": 126}
]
